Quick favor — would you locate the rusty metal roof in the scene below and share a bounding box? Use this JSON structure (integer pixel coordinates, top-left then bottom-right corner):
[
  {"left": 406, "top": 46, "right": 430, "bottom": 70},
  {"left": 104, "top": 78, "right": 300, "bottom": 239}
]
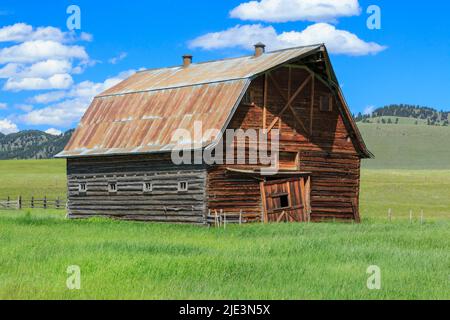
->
[
  {"left": 57, "top": 45, "right": 323, "bottom": 158},
  {"left": 100, "top": 45, "right": 322, "bottom": 96},
  {"left": 58, "top": 80, "right": 249, "bottom": 157}
]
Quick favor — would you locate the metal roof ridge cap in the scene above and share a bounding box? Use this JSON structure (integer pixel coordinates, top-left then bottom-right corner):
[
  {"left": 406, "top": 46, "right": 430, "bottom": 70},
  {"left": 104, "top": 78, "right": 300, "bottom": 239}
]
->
[
  {"left": 134, "top": 44, "right": 323, "bottom": 74},
  {"left": 96, "top": 77, "right": 251, "bottom": 99}
]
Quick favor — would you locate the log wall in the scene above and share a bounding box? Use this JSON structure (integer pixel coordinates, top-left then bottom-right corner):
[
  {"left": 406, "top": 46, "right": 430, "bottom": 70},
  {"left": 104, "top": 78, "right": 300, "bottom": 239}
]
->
[{"left": 67, "top": 154, "right": 207, "bottom": 224}]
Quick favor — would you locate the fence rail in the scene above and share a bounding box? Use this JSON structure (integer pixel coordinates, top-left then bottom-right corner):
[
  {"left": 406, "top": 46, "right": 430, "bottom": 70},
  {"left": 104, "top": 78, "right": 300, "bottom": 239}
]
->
[
  {"left": 207, "top": 209, "right": 261, "bottom": 227},
  {"left": 0, "top": 196, "right": 67, "bottom": 210}
]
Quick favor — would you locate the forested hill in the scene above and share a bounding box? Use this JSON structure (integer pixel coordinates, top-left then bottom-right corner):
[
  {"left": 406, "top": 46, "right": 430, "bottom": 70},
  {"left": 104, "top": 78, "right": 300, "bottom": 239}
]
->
[
  {"left": 355, "top": 105, "right": 449, "bottom": 126},
  {"left": 0, "top": 130, "right": 74, "bottom": 160}
]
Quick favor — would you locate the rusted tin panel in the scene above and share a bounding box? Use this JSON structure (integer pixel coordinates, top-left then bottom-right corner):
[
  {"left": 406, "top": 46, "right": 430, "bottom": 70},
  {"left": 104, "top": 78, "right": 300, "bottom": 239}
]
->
[
  {"left": 101, "top": 46, "right": 321, "bottom": 96},
  {"left": 58, "top": 80, "right": 249, "bottom": 157}
]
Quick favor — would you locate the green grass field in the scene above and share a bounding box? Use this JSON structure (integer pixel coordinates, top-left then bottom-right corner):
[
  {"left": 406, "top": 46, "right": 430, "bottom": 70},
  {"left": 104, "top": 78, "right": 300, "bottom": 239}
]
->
[
  {"left": 0, "top": 159, "right": 66, "bottom": 199},
  {"left": 359, "top": 124, "right": 450, "bottom": 170},
  {"left": 0, "top": 158, "right": 448, "bottom": 299},
  {"left": 0, "top": 210, "right": 448, "bottom": 299}
]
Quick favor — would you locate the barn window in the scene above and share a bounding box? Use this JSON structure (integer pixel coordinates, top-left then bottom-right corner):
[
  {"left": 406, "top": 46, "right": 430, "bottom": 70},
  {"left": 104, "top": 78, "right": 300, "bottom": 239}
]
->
[
  {"left": 108, "top": 182, "right": 117, "bottom": 193},
  {"left": 78, "top": 183, "right": 87, "bottom": 193},
  {"left": 320, "top": 95, "right": 333, "bottom": 112},
  {"left": 143, "top": 182, "right": 153, "bottom": 192},
  {"left": 178, "top": 181, "right": 189, "bottom": 192},
  {"left": 278, "top": 152, "right": 300, "bottom": 170},
  {"left": 273, "top": 193, "right": 290, "bottom": 209}
]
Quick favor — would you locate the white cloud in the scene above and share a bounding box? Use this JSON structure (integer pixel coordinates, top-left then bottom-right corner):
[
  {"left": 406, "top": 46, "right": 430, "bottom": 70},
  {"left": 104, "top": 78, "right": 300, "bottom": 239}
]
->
[
  {"left": 29, "top": 91, "right": 66, "bottom": 104},
  {"left": 0, "top": 60, "right": 73, "bottom": 79},
  {"left": 0, "top": 23, "right": 92, "bottom": 92},
  {"left": 21, "top": 69, "right": 137, "bottom": 126},
  {"left": 0, "top": 40, "right": 88, "bottom": 64},
  {"left": 0, "top": 23, "right": 95, "bottom": 91},
  {"left": 189, "top": 23, "right": 386, "bottom": 56},
  {"left": 109, "top": 52, "right": 127, "bottom": 64},
  {"left": 230, "top": 0, "right": 361, "bottom": 23},
  {"left": 0, "top": 102, "right": 7, "bottom": 109},
  {"left": 363, "top": 105, "right": 375, "bottom": 115},
  {"left": 0, "top": 23, "right": 32, "bottom": 42},
  {"left": 0, "top": 118, "right": 18, "bottom": 134},
  {"left": 15, "top": 104, "right": 33, "bottom": 112},
  {"left": 24, "top": 59, "right": 73, "bottom": 78},
  {"left": 45, "top": 128, "right": 62, "bottom": 136},
  {"left": 0, "top": 23, "right": 92, "bottom": 43},
  {"left": 4, "top": 73, "right": 73, "bottom": 91},
  {"left": 0, "top": 63, "right": 21, "bottom": 78},
  {"left": 80, "top": 32, "right": 93, "bottom": 42},
  {"left": 190, "top": 24, "right": 278, "bottom": 50}
]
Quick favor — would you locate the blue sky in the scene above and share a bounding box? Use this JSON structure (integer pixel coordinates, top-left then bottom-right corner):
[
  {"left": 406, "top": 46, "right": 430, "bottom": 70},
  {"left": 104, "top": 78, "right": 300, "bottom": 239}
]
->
[{"left": 0, "top": 0, "right": 449, "bottom": 134}]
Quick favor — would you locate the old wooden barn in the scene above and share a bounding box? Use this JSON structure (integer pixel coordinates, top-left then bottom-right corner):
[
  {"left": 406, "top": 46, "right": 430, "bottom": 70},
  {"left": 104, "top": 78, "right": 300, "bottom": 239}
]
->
[{"left": 57, "top": 43, "right": 372, "bottom": 224}]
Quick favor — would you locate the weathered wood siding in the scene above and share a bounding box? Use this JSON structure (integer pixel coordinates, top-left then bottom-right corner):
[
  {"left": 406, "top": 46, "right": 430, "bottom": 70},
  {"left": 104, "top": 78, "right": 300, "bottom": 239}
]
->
[
  {"left": 207, "top": 65, "right": 361, "bottom": 221},
  {"left": 67, "top": 154, "right": 207, "bottom": 224}
]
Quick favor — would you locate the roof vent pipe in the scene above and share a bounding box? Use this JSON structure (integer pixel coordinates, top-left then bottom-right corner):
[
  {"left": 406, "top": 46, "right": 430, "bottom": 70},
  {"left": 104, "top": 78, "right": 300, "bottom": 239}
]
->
[
  {"left": 254, "top": 42, "right": 266, "bottom": 57},
  {"left": 182, "top": 55, "right": 193, "bottom": 67}
]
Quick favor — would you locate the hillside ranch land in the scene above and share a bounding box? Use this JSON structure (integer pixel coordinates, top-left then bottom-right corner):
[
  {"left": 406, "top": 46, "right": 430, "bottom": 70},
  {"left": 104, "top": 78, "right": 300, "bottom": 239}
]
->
[{"left": 0, "top": 122, "right": 449, "bottom": 300}]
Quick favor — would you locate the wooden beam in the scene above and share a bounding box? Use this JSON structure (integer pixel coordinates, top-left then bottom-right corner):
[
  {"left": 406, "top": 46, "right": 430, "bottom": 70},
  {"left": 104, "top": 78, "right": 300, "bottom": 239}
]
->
[
  {"left": 299, "top": 178, "right": 307, "bottom": 221},
  {"left": 285, "top": 64, "right": 333, "bottom": 91},
  {"left": 263, "top": 73, "right": 268, "bottom": 130},
  {"left": 288, "top": 67, "right": 292, "bottom": 104},
  {"left": 310, "top": 74, "right": 315, "bottom": 135},
  {"left": 305, "top": 176, "right": 312, "bottom": 222},
  {"left": 259, "top": 181, "right": 268, "bottom": 224},
  {"left": 267, "top": 73, "right": 312, "bottom": 133}
]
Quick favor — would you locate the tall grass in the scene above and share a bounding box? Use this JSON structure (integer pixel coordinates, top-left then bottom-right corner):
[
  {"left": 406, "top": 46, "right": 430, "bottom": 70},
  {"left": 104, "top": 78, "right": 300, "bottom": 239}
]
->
[
  {"left": 0, "top": 210, "right": 448, "bottom": 300},
  {"left": 0, "top": 160, "right": 448, "bottom": 299}
]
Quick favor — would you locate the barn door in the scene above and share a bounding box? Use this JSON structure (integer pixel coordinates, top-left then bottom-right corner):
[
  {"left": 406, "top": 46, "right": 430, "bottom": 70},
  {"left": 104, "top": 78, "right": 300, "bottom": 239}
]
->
[{"left": 260, "top": 177, "right": 311, "bottom": 223}]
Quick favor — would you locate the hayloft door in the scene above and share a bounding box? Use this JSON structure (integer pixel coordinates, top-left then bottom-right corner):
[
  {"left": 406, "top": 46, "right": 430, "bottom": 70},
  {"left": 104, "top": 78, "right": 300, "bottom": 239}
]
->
[{"left": 260, "top": 177, "right": 311, "bottom": 223}]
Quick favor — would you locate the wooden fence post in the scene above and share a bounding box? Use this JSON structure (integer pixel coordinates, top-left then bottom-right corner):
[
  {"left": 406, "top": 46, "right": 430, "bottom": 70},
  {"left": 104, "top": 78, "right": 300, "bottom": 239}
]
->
[
  {"left": 18, "top": 196, "right": 22, "bottom": 209},
  {"left": 7, "top": 196, "right": 10, "bottom": 209},
  {"left": 31, "top": 196, "right": 34, "bottom": 208},
  {"left": 239, "top": 210, "right": 243, "bottom": 225},
  {"left": 224, "top": 212, "right": 227, "bottom": 229},
  {"left": 44, "top": 196, "right": 47, "bottom": 209},
  {"left": 214, "top": 210, "right": 218, "bottom": 228}
]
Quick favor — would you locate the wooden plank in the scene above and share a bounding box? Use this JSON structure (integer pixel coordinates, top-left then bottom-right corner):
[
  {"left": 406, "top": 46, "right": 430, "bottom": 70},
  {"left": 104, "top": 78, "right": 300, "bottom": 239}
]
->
[
  {"left": 267, "top": 73, "right": 311, "bottom": 133},
  {"left": 260, "top": 181, "right": 268, "bottom": 223},
  {"left": 263, "top": 73, "right": 268, "bottom": 129},
  {"left": 310, "top": 74, "right": 315, "bottom": 135}
]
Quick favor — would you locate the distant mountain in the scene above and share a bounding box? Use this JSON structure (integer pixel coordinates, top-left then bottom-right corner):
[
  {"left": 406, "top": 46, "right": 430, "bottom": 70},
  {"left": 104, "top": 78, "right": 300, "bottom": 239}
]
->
[
  {"left": 0, "top": 129, "right": 74, "bottom": 160},
  {"left": 355, "top": 104, "right": 449, "bottom": 126}
]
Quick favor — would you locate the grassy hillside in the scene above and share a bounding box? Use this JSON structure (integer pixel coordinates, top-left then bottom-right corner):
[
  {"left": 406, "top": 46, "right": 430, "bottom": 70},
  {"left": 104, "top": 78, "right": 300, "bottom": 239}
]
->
[
  {"left": 363, "top": 116, "right": 428, "bottom": 125},
  {"left": 0, "top": 159, "right": 66, "bottom": 199},
  {"left": 359, "top": 123, "right": 450, "bottom": 169}
]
